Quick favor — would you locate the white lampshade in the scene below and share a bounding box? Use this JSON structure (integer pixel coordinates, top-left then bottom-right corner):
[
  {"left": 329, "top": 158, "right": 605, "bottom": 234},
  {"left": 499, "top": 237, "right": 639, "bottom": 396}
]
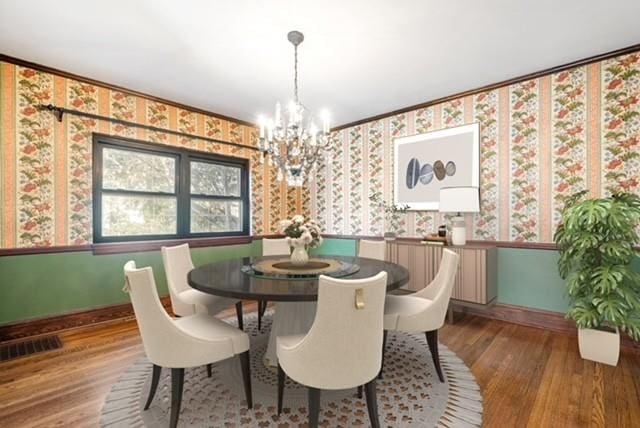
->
[{"left": 439, "top": 187, "right": 480, "bottom": 213}]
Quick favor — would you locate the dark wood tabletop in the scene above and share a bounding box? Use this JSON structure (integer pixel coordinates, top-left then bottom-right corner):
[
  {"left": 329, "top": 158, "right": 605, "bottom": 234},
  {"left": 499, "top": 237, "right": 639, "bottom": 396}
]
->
[{"left": 188, "top": 255, "right": 410, "bottom": 302}]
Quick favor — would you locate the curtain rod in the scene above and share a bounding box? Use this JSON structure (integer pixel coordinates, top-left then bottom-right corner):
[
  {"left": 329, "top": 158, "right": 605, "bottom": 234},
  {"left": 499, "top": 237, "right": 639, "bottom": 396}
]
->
[{"left": 37, "top": 104, "right": 260, "bottom": 152}]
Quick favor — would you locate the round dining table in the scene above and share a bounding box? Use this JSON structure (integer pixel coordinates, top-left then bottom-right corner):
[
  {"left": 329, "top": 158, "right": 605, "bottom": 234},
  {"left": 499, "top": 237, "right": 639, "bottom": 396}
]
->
[{"left": 188, "top": 255, "right": 410, "bottom": 366}]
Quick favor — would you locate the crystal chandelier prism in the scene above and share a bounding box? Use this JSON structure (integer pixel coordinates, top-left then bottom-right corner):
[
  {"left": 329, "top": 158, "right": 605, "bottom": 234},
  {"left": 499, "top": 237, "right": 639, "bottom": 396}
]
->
[{"left": 257, "top": 30, "right": 330, "bottom": 187}]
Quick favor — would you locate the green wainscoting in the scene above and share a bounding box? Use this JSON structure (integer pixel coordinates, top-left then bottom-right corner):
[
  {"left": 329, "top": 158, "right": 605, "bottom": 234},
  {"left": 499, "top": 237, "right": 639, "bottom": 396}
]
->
[
  {"left": 496, "top": 248, "right": 568, "bottom": 312},
  {"left": 310, "top": 238, "right": 357, "bottom": 257},
  {"left": 0, "top": 241, "right": 261, "bottom": 325},
  {"left": 2, "top": 237, "right": 637, "bottom": 325}
]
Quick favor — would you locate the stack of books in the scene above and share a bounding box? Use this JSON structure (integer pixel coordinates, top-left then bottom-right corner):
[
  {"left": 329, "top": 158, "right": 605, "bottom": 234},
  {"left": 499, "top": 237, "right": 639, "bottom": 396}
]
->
[{"left": 421, "top": 234, "right": 447, "bottom": 246}]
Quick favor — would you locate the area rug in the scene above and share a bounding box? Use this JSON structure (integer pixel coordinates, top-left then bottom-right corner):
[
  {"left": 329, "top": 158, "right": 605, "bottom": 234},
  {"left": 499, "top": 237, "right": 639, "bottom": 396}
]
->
[{"left": 100, "top": 312, "right": 482, "bottom": 427}]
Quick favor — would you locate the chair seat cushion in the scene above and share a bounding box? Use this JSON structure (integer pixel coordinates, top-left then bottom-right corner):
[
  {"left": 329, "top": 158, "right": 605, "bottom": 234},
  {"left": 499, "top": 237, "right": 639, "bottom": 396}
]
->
[
  {"left": 178, "top": 289, "right": 238, "bottom": 315},
  {"left": 174, "top": 314, "right": 249, "bottom": 354},
  {"left": 384, "top": 294, "right": 433, "bottom": 331}
]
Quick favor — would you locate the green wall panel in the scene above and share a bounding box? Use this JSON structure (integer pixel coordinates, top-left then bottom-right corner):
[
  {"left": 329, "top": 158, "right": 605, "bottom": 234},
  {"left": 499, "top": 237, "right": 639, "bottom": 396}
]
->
[
  {"left": 0, "top": 241, "right": 261, "bottom": 325},
  {"left": 311, "top": 238, "right": 357, "bottom": 257},
  {"left": 496, "top": 248, "right": 568, "bottom": 312}
]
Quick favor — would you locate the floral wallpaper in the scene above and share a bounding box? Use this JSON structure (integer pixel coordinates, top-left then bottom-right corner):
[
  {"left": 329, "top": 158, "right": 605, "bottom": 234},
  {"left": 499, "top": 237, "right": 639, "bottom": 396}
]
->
[
  {"left": 2, "top": 51, "right": 638, "bottom": 248},
  {"left": 0, "top": 61, "right": 295, "bottom": 248},
  {"left": 310, "top": 51, "right": 640, "bottom": 243}
]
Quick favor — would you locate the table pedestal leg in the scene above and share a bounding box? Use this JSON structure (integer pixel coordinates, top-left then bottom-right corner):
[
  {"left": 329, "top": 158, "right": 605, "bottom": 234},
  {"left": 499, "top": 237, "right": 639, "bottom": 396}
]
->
[{"left": 264, "top": 302, "right": 317, "bottom": 367}]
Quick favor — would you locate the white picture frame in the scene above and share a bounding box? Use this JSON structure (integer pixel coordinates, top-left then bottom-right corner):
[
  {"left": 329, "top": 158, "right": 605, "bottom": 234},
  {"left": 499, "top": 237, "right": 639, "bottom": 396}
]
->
[{"left": 393, "top": 123, "right": 480, "bottom": 210}]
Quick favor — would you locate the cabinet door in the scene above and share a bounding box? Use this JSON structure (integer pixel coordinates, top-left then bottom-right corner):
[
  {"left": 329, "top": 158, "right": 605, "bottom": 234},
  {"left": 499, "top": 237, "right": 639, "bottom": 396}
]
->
[
  {"left": 388, "top": 242, "right": 413, "bottom": 290},
  {"left": 432, "top": 247, "right": 487, "bottom": 304},
  {"left": 388, "top": 243, "right": 441, "bottom": 292}
]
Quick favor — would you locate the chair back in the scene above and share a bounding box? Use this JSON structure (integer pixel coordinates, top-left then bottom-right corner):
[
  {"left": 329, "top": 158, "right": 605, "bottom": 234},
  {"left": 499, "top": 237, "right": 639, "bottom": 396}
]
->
[
  {"left": 281, "top": 272, "right": 387, "bottom": 390},
  {"left": 358, "top": 239, "right": 386, "bottom": 261},
  {"left": 161, "top": 243, "right": 196, "bottom": 316},
  {"left": 415, "top": 249, "right": 459, "bottom": 327},
  {"left": 124, "top": 261, "right": 184, "bottom": 367},
  {"left": 262, "top": 238, "right": 290, "bottom": 256}
]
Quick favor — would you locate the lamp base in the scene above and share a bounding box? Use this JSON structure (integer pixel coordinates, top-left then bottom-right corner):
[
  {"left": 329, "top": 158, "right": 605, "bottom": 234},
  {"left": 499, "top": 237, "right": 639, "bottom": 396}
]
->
[{"left": 450, "top": 216, "right": 466, "bottom": 246}]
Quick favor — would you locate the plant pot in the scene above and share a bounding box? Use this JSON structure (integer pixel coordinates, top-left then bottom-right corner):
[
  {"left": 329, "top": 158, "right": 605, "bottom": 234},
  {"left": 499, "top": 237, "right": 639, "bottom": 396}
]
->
[
  {"left": 290, "top": 243, "right": 309, "bottom": 266},
  {"left": 578, "top": 326, "right": 620, "bottom": 366},
  {"left": 384, "top": 232, "right": 396, "bottom": 241}
]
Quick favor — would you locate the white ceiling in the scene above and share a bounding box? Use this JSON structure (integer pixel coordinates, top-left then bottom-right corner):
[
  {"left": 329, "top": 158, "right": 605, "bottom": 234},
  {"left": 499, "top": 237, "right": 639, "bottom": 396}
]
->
[{"left": 1, "top": 0, "right": 639, "bottom": 127}]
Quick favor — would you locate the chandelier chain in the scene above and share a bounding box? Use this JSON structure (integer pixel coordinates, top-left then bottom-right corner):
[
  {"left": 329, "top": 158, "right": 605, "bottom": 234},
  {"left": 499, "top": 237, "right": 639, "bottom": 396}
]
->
[{"left": 294, "top": 44, "right": 299, "bottom": 103}]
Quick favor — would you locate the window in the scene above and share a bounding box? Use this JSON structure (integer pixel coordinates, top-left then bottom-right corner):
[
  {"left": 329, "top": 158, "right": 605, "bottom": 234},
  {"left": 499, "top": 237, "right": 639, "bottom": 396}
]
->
[{"left": 93, "top": 136, "right": 249, "bottom": 243}]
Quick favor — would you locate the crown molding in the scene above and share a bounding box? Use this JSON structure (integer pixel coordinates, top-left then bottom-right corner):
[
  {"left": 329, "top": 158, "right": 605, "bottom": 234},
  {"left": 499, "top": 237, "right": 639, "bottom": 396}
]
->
[
  {"left": 0, "top": 53, "right": 256, "bottom": 128},
  {"left": 332, "top": 43, "right": 640, "bottom": 131}
]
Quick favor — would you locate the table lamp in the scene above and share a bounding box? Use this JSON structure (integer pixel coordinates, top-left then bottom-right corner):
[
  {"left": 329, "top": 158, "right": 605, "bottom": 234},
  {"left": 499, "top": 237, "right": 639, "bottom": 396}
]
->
[{"left": 438, "top": 187, "right": 480, "bottom": 246}]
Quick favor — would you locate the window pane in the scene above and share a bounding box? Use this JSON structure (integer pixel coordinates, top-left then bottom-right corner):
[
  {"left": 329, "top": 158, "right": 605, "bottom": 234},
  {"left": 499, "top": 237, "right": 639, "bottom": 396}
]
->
[
  {"left": 191, "top": 161, "right": 241, "bottom": 196},
  {"left": 190, "top": 199, "right": 242, "bottom": 233},
  {"left": 103, "top": 147, "right": 175, "bottom": 193},
  {"left": 102, "top": 194, "right": 177, "bottom": 236}
]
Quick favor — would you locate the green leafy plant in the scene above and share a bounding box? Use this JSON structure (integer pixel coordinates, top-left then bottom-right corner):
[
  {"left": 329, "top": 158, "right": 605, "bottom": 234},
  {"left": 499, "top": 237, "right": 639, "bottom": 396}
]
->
[
  {"left": 369, "top": 191, "right": 409, "bottom": 235},
  {"left": 554, "top": 190, "right": 640, "bottom": 341}
]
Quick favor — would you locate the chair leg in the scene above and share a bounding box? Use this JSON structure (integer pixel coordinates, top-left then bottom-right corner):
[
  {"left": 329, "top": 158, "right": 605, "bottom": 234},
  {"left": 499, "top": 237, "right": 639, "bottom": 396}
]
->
[
  {"left": 170, "top": 368, "right": 184, "bottom": 428},
  {"left": 257, "top": 300, "right": 268, "bottom": 331},
  {"left": 277, "top": 363, "right": 285, "bottom": 415},
  {"left": 378, "top": 330, "right": 388, "bottom": 379},
  {"left": 426, "top": 330, "right": 445, "bottom": 382},
  {"left": 364, "top": 379, "right": 381, "bottom": 428},
  {"left": 260, "top": 300, "right": 268, "bottom": 318},
  {"left": 235, "top": 301, "right": 244, "bottom": 331},
  {"left": 238, "top": 350, "right": 253, "bottom": 409},
  {"left": 206, "top": 363, "right": 212, "bottom": 378},
  {"left": 357, "top": 385, "right": 363, "bottom": 399},
  {"left": 308, "top": 387, "right": 321, "bottom": 428},
  {"left": 143, "top": 364, "right": 162, "bottom": 410}
]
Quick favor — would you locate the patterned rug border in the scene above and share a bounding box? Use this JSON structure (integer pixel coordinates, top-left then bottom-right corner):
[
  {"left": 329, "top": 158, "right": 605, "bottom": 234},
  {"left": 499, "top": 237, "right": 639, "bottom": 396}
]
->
[{"left": 100, "top": 312, "right": 483, "bottom": 427}]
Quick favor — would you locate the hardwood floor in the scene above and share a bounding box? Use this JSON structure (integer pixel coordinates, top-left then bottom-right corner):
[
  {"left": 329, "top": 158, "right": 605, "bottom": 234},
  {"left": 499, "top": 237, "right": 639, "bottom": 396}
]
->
[{"left": 1, "top": 304, "right": 639, "bottom": 427}]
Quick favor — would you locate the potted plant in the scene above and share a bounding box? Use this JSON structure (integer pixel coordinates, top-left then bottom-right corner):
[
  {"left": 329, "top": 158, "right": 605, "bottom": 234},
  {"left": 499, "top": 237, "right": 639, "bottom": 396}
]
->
[
  {"left": 369, "top": 192, "right": 410, "bottom": 240},
  {"left": 280, "top": 215, "right": 323, "bottom": 266},
  {"left": 554, "top": 190, "right": 640, "bottom": 365}
]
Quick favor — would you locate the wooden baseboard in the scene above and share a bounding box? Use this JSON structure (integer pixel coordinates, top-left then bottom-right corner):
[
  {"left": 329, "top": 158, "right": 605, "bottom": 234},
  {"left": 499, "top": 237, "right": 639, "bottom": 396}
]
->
[
  {"left": 3, "top": 296, "right": 638, "bottom": 353},
  {"left": 457, "top": 302, "right": 640, "bottom": 352},
  {"left": 0, "top": 296, "right": 172, "bottom": 342}
]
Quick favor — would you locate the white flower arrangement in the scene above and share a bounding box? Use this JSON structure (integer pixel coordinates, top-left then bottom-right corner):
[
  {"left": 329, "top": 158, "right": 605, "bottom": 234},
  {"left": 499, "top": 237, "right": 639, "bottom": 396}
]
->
[{"left": 280, "top": 215, "right": 323, "bottom": 249}]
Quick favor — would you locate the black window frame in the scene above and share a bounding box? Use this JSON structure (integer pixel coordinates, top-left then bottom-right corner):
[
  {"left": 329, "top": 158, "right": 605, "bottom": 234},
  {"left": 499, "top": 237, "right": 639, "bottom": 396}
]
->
[{"left": 92, "top": 134, "right": 250, "bottom": 243}]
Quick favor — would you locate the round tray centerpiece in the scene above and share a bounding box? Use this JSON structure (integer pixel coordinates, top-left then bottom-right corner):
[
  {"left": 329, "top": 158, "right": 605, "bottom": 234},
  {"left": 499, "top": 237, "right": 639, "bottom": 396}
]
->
[{"left": 242, "top": 257, "right": 360, "bottom": 280}]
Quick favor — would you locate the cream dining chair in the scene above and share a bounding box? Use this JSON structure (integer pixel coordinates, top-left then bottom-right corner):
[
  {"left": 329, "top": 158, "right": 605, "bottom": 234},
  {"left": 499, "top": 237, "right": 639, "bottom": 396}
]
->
[
  {"left": 123, "top": 261, "right": 252, "bottom": 428},
  {"left": 277, "top": 272, "right": 387, "bottom": 428},
  {"left": 262, "top": 237, "right": 291, "bottom": 256},
  {"left": 162, "top": 243, "right": 244, "bottom": 329},
  {"left": 382, "top": 249, "right": 459, "bottom": 382},
  {"left": 257, "top": 238, "right": 291, "bottom": 330},
  {"left": 358, "top": 239, "right": 387, "bottom": 261}
]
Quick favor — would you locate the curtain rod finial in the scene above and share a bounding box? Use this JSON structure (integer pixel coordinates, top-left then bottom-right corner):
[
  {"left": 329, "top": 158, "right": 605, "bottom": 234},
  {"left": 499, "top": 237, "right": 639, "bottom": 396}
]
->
[{"left": 39, "top": 104, "right": 64, "bottom": 122}]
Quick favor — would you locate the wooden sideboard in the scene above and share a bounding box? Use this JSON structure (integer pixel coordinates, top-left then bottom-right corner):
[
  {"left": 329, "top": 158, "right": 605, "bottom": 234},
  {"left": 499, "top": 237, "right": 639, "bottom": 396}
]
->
[{"left": 385, "top": 240, "right": 497, "bottom": 306}]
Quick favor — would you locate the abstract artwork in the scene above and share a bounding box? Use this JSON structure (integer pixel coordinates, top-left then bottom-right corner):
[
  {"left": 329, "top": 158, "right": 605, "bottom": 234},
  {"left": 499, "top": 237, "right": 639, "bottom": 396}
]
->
[{"left": 394, "top": 123, "right": 480, "bottom": 210}]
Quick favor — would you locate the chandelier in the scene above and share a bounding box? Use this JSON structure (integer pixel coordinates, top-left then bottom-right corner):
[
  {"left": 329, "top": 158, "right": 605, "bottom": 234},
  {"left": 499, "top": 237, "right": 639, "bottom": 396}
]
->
[{"left": 257, "top": 30, "right": 330, "bottom": 187}]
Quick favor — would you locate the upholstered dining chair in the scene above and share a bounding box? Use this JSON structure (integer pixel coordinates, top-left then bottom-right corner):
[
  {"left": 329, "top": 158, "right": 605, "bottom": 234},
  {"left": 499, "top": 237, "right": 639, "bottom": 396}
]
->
[
  {"left": 123, "top": 261, "right": 252, "bottom": 428},
  {"left": 162, "top": 243, "right": 244, "bottom": 329},
  {"left": 277, "top": 272, "right": 387, "bottom": 428},
  {"left": 382, "top": 249, "right": 459, "bottom": 382},
  {"left": 358, "top": 239, "right": 387, "bottom": 261},
  {"left": 257, "top": 238, "right": 291, "bottom": 330},
  {"left": 262, "top": 237, "right": 291, "bottom": 256}
]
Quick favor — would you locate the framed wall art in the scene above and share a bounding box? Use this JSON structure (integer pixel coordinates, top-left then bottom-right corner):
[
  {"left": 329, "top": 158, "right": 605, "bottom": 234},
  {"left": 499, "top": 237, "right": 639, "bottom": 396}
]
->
[{"left": 393, "top": 122, "right": 480, "bottom": 210}]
